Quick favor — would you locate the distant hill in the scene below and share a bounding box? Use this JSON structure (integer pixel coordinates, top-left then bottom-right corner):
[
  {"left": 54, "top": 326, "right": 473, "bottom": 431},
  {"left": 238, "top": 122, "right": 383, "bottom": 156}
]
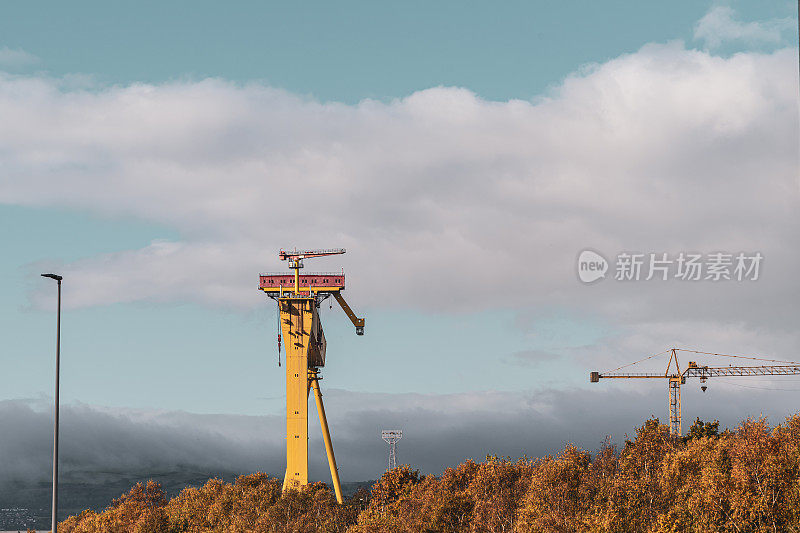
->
[{"left": 0, "top": 469, "right": 374, "bottom": 531}]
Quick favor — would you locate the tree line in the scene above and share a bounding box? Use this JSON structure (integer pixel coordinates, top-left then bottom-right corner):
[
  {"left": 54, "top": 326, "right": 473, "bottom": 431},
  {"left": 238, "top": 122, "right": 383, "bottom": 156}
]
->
[{"left": 56, "top": 413, "right": 800, "bottom": 532}]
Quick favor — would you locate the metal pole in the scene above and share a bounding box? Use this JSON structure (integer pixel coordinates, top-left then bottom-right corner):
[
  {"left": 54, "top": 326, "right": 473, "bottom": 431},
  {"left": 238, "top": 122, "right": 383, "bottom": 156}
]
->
[
  {"left": 52, "top": 278, "right": 61, "bottom": 533},
  {"left": 42, "top": 274, "right": 62, "bottom": 533}
]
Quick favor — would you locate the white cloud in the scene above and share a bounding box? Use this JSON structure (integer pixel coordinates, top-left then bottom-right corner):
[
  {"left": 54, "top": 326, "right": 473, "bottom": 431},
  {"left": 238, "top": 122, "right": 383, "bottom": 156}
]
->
[
  {"left": 0, "top": 46, "right": 39, "bottom": 67},
  {"left": 0, "top": 41, "right": 798, "bottom": 368},
  {"left": 694, "top": 6, "right": 795, "bottom": 49}
]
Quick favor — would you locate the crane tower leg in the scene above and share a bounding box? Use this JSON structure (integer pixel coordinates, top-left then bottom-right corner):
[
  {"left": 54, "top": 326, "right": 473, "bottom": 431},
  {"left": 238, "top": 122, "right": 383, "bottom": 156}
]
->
[
  {"left": 309, "top": 373, "right": 344, "bottom": 504},
  {"left": 668, "top": 378, "right": 682, "bottom": 437},
  {"left": 280, "top": 298, "right": 314, "bottom": 492}
]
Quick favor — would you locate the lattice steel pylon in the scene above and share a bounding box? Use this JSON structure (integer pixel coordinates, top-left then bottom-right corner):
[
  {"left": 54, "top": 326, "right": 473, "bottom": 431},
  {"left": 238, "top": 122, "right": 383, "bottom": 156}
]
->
[{"left": 382, "top": 430, "right": 402, "bottom": 471}]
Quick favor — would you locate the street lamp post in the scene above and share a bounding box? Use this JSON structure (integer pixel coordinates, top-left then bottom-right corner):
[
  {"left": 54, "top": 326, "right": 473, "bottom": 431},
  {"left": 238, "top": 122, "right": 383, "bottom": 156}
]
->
[{"left": 41, "top": 273, "right": 62, "bottom": 533}]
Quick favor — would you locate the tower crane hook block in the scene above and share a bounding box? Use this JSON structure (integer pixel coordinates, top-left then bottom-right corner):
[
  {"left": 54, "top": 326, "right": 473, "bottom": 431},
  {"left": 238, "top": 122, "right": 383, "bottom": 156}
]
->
[{"left": 258, "top": 248, "right": 365, "bottom": 504}]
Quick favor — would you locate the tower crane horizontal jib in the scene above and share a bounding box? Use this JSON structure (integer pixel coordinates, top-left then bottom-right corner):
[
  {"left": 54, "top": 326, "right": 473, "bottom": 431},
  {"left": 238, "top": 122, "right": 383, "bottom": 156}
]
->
[
  {"left": 279, "top": 248, "right": 346, "bottom": 260},
  {"left": 684, "top": 365, "right": 800, "bottom": 378},
  {"left": 592, "top": 365, "right": 800, "bottom": 380}
]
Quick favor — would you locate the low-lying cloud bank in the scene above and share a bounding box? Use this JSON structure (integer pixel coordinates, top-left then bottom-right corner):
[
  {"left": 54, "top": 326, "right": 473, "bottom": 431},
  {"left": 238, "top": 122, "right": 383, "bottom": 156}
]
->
[
  {"left": 0, "top": 400, "right": 279, "bottom": 489},
  {"left": 4, "top": 384, "right": 799, "bottom": 493}
]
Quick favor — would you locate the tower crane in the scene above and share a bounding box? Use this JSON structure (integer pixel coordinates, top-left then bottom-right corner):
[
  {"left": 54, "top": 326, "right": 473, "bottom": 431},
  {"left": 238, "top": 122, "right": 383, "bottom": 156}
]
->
[
  {"left": 590, "top": 348, "right": 800, "bottom": 436},
  {"left": 259, "top": 248, "right": 366, "bottom": 503}
]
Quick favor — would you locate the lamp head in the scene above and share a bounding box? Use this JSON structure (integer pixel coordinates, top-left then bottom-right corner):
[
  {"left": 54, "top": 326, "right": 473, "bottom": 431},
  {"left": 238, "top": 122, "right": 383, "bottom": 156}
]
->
[{"left": 41, "top": 273, "right": 63, "bottom": 281}]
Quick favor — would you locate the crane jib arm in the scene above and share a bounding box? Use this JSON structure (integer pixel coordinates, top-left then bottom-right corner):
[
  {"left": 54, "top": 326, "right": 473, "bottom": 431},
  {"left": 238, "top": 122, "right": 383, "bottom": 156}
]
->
[
  {"left": 684, "top": 365, "right": 800, "bottom": 378},
  {"left": 591, "top": 365, "right": 800, "bottom": 382},
  {"left": 279, "top": 248, "right": 346, "bottom": 261}
]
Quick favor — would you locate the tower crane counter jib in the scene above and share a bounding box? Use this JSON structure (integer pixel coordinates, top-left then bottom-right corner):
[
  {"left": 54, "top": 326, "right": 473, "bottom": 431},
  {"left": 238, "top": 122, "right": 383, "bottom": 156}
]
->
[{"left": 259, "top": 248, "right": 366, "bottom": 504}]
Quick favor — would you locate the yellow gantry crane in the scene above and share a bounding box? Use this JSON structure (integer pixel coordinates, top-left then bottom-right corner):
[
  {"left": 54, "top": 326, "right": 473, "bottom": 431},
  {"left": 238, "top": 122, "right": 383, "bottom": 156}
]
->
[
  {"left": 259, "top": 248, "right": 365, "bottom": 503},
  {"left": 591, "top": 348, "right": 800, "bottom": 436}
]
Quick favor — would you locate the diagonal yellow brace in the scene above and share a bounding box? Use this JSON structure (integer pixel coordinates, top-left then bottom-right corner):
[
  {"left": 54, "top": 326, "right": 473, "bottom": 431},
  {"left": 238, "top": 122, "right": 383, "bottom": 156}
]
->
[
  {"left": 310, "top": 374, "right": 344, "bottom": 504},
  {"left": 332, "top": 292, "right": 365, "bottom": 335}
]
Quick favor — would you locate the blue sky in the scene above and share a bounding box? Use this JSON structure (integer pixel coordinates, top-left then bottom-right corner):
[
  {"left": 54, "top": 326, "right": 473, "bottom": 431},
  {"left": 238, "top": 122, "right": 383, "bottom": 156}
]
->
[
  {"left": 0, "top": 1, "right": 792, "bottom": 101},
  {"left": 0, "top": 0, "right": 798, "bottom": 477}
]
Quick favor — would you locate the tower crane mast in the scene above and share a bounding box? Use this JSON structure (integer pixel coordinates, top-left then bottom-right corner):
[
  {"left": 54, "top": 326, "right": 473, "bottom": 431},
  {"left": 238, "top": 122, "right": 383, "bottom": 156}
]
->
[{"left": 591, "top": 348, "right": 800, "bottom": 436}]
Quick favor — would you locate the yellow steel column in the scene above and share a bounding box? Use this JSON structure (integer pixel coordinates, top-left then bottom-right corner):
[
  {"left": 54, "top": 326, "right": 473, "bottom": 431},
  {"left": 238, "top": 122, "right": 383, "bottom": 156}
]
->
[
  {"left": 280, "top": 298, "right": 313, "bottom": 491},
  {"left": 309, "top": 373, "right": 344, "bottom": 504}
]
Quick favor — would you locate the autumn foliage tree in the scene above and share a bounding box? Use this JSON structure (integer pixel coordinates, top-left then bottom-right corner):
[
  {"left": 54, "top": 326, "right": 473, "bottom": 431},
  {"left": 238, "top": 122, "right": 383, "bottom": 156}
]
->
[{"left": 59, "top": 413, "right": 800, "bottom": 532}]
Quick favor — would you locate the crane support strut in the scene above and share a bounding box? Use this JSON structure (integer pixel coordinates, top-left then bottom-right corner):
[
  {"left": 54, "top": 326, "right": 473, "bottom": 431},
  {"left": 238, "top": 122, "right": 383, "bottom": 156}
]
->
[
  {"left": 333, "top": 292, "right": 365, "bottom": 335},
  {"left": 309, "top": 371, "right": 343, "bottom": 504}
]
